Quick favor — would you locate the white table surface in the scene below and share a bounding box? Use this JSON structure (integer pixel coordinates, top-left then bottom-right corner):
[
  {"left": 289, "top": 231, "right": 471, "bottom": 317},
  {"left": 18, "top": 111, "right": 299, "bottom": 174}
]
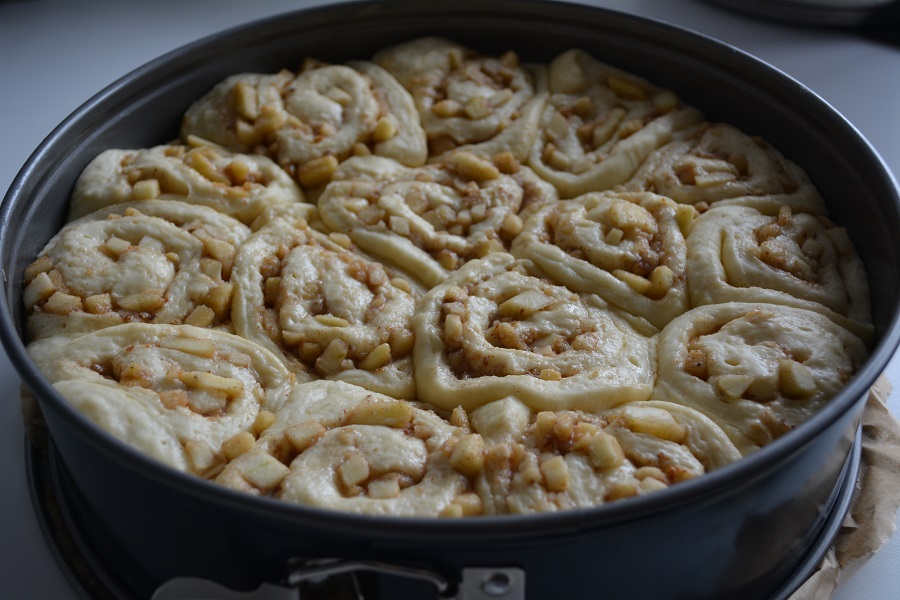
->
[{"left": 1, "top": 0, "right": 898, "bottom": 598}]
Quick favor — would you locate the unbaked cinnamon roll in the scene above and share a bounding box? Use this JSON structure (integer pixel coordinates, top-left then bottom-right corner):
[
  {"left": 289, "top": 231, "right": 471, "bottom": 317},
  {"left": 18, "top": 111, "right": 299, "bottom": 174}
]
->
[
  {"left": 651, "top": 302, "right": 869, "bottom": 454},
  {"left": 468, "top": 397, "right": 741, "bottom": 514},
  {"left": 28, "top": 323, "right": 295, "bottom": 476},
  {"left": 23, "top": 200, "right": 250, "bottom": 341},
  {"left": 68, "top": 143, "right": 305, "bottom": 224},
  {"left": 180, "top": 61, "right": 428, "bottom": 192},
  {"left": 215, "top": 380, "right": 473, "bottom": 516},
  {"left": 413, "top": 253, "right": 657, "bottom": 413},
  {"left": 528, "top": 49, "right": 703, "bottom": 198},
  {"left": 624, "top": 123, "right": 827, "bottom": 215},
  {"left": 231, "top": 208, "right": 418, "bottom": 399},
  {"left": 317, "top": 153, "right": 557, "bottom": 288},
  {"left": 375, "top": 37, "right": 548, "bottom": 160},
  {"left": 511, "top": 190, "right": 695, "bottom": 328},
  {"left": 179, "top": 70, "right": 294, "bottom": 155},
  {"left": 686, "top": 205, "right": 872, "bottom": 340}
]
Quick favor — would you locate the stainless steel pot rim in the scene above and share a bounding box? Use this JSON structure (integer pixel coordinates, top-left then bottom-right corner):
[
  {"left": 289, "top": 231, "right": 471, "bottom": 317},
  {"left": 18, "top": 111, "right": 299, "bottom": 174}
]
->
[{"left": 3, "top": 0, "right": 899, "bottom": 537}]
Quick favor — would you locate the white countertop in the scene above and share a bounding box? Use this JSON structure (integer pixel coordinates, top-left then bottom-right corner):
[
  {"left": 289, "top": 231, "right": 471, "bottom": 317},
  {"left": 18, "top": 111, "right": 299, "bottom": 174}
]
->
[{"left": 1, "top": 1, "right": 898, "bottom": 598}]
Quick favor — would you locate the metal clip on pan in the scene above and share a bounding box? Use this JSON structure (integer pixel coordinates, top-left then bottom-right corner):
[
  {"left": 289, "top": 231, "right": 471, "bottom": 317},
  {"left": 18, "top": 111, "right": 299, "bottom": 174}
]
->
[{"left": 151, "top": 559, "right": 526, "bottom": 600}]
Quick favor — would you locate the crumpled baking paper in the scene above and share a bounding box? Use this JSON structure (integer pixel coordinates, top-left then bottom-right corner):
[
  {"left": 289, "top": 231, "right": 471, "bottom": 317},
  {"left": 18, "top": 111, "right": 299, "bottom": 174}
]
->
[{"left": 790, "top": 375, "right": 900, "bottom": 599}]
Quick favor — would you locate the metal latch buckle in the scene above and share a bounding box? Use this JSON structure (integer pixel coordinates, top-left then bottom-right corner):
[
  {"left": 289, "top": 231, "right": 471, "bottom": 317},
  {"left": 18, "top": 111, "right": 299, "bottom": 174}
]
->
[
  {"left": 151, "top": 558, "right": 525, "bottom": 600},
  {"left": 286, "top": 558, "right": 525, "bottom": 600}
]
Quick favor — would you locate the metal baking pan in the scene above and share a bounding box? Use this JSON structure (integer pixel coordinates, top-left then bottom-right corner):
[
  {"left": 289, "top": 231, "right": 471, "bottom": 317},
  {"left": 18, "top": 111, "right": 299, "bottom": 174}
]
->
[{"left": 3, "top": 1, "right": 899, "bottom": 598}]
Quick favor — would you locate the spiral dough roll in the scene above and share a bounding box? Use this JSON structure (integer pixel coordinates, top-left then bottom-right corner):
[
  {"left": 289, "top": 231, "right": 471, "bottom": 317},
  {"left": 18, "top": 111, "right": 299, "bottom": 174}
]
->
[
  {"left": 686, "top": 205, "right": 872, "bottom": 340},
  {"left": 624, "top": 123, "right": 827, "bottom": 215},
  {"left": 231, "top": 209, "right": 418, "bottom": 399},
  {"left": 180, "top": 61, "right": 428, "bottom": 192},
  {"left": 413, "top": 253, "right": 657, "bottom": 413},
  {"left": 28, "top": 323, "right": 295, "bottom": 475},
  {"left": 69, "top": 143, "right": 305, "bottom": 224},
  {"left": 23, "top": 200, "right": 251, "bottom": 341},
  {"left": 512, "top": 190, "right": 695, "bottom": 328},
  {"left": 318, "top": 153, "right": 557, "bottom": 288},
  {"left": 467, "top": 397, "right": 741, "bottom": 514},
  {"left": 215, "top": 380, "right": 473, "bottom": 516},
  {"left": 651, "top": 302, "right": 868, "bottom": 454},
  {"left": 375, "top": 37, "right": 548, "bottom": 160},
  {"left": 528, "top": 49, "right": 703, "bottom": 199}
]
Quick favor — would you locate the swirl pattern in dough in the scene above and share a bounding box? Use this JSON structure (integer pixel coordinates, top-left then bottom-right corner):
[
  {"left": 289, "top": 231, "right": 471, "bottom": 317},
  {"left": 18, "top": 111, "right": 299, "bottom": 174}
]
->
[
  {"left": 511, "top": 191, "right": 695, "bottom": 328},
  {"left": 528, "top": 49, "right": 704, "bottom": 198},
  {"left": 179, "top": 70, "right": 295, "bottom": 155},
  {"left": 23, "top": 37, "right": 874, "bottom": 518},
  {"left": 24, "top": 200, "right": 250, "bottom": 341},
  {"left": 624, "top": 123, "right": 827, "bottom": 215},
  {"left": 686, "top": 205, "right": 872, "bottom": 340},
  {"left": 180, "top": 61, "right": 428, "bottom": 192},
  {"left": 651, "top": 302, "right": 869, "bottom": 454},
  {"left": 28, "top": 323, "right": 295, "bottom": 475},
  {"left": 413, "top": 253, "right": 657, "bottom": 413},
  {"left": 467, "top": 397, "right": 741, "bottom": 514},
  {"left": 215, "top": 380, "right": 473, "bottom": 516},
  {"left": 69, "top": 143, "right": 305, "bottom": 224},
  {"left": 318, "top": 153, "right": 557, "bottom": 287},
  {"left": 231, "top": 209, "right": 418, "bottom": 399},
  {"left": 375, "top": 37, "right": 548, "bottom": 160}
]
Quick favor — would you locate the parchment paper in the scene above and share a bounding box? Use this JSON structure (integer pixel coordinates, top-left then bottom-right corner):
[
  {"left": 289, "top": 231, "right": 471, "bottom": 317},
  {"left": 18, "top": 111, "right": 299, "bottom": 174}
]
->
[{"left": 790, "top": 375, "right": 900, "bottom": 599}]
